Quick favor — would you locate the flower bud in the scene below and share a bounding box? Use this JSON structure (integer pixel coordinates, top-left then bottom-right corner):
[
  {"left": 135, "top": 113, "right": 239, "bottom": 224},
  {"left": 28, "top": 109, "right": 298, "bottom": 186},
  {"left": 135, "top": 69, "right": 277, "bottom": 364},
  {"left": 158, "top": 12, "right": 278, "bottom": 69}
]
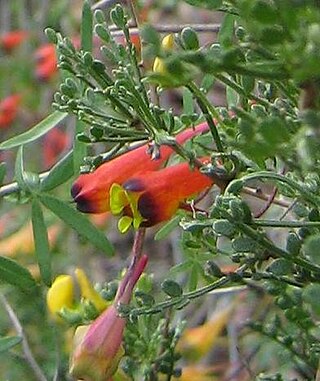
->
[
  {"left": 153, "top": 34, "right": 174, "bottom": 73},
  {"left": 70, "top": 255, "right": 148, "bottom": 381},
  {"left": 46, "top": 274, "right": 74, "bottom": 317}
]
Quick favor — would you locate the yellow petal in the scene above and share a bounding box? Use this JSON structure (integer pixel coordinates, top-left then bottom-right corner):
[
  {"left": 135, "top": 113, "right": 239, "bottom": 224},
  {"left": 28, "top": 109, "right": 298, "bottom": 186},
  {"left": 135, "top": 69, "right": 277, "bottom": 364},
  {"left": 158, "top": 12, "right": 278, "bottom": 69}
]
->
[
  {"left": 161, "top": 34, "right": 174, "bottom": 50},
  {"left": 75, "top": 268, "right": 108, "bottom": 312},
  {"left": 153, "top": 57, "right": 166, "bottom": 73},
  {"left": 110, "top": 183, "right": 129, "bottom": 215},
  {"left": 47, "top": 274, "right": 74, "bottom": 316},
  {"left": 118, "top": 216, "right": 133, "bottom": 233}
]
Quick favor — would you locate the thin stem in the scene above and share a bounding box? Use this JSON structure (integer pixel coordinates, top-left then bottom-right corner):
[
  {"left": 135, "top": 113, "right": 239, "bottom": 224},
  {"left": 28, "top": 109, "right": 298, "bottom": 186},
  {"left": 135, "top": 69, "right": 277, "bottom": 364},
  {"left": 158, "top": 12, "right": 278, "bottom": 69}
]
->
[
  {"left": 226, "top": 171, "right": 320, "bottom": 207},
  {"left": 129, "top": 266, "right": 247, "bottom": 316},
  {"left": 132, "top": 227, "right": 146, "bottom": 261},
  {"left": 250, "top": 219, "right": 320, "bottom": 228},
  {"left": 216, "top": 207, "right": 320, "bottom": 276},
  {"left": 215, "top": 74, "right": 271, "bottom": 108},
  {"left": 1, "top": 294, "right": 48, "bottom": 381},
  {"left": 242, "top": 187, "right": 291, "bottom": 208},
  {"left": 187, "top": 81, "right": 225, "bottom": 152},
  {"left": 254, "top": 186, "right": 278, "bottom": 218}
]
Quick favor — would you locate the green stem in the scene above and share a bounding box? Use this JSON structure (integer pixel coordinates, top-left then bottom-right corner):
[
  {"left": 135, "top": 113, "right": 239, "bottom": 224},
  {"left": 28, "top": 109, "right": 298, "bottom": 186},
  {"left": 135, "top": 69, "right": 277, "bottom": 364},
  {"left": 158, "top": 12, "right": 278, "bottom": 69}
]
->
[
  {"left": 216, "top": 207, "right": 320, "bottom": 276},
  {"left": 251, "top": 220, "right": 320, "bottom": 228},
  {"left": 226, "top": 171, "right": 320, "bottom": 207},
  {"left": 129, "top": 265, "right": 247, "bottom": 316},
  {"left": 215, "top": 73, "right": 271, "bottom": 108},
  {"left": 187, "top": 82, "right": 224, "bottom": 153}
]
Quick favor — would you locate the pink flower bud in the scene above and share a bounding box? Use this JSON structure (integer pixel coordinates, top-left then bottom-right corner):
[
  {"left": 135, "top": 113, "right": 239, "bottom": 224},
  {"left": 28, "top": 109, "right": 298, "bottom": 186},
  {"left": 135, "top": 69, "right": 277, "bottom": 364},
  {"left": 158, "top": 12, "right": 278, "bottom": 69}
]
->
[{"left": 70, "top": 255, "right": 148, "bottom": 381}]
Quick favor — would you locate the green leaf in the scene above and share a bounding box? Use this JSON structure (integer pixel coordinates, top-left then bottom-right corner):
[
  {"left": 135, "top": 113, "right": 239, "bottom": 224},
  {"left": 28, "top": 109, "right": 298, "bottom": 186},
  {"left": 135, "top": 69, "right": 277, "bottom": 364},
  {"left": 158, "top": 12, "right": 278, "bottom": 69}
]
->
[
  {"left": 0, "top": 336, "right": 22, "bottom": 353},
  {"left": 226, "top": 84, "right": 239, "bottom": 108},
  {"left": 0, "top": 163, "right": 6, "bottom": 185},
  {"left": 0, "top": 111, "right": 67, "bottom": 150},
  {"left": 38, "top": 193, "right": 114, "bottom": 256},
  {"left": 31, "top": 199, "right": 52, "bottom": 286},
  {"left": 14, "top": 146, "right": 39, "bottom": 192},
  {"left": 154, "top": 215, "right": 181, "bottom": 240},
  {"left": 218, "top": 13, "right": 235, "bottom": 48},
  {"left": 14, "top": 146, "right": 26, "bottom": 191},
  {"left": 304, "top": 234, "right": 320, "bottom": 265},
  {"left": 183, "top": 0, "right": 223, "bottom": 10},
  {"left": 182, "top": 88, "right": 194, "bottom": 115},
  {"left": 169, "top": 261, "right": 193, "bottom": 275},
  {"left": 81, "top": 0, "right": 93, "bottom": 53},
  {"left": 0, "top": 256, "right": 37, "bottom": 291},
  {"left": 41, "top": 151, "right": 74, "bottom": 192}
]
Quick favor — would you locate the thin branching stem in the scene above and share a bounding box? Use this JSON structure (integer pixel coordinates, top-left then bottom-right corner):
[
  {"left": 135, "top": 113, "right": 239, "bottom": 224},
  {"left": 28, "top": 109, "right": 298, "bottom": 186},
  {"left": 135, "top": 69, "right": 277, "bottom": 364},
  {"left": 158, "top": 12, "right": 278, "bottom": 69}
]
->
[{"left": 1, "top": 294, "right": 48, "bottom": 381}]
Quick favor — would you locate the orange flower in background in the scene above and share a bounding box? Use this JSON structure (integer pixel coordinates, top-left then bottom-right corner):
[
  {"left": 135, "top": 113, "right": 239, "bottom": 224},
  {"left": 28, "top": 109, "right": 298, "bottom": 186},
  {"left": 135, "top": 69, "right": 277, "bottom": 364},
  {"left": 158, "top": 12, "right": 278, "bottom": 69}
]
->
[
  {"left": 172, "top": 366, "right": 218, "bottom": 381},
  {"left": 110, "top": 158, "right": 212, "bottom": 232},
  {"left": 0, "top": 222, "right": 60, "bottom": 257},
  {"left": 42, "top": 127, "right": 70, "bottom": 168},
  {"left": 114, "top": 31, "right": 141, "bottom": 54},
  {"left": 71, "top": 123, "right": 209, "bottom": 213},
  {"left": 0, "top": 30, "right": 28, "bottom": 52},
  {"left": 0, "top": 94, "right": 21, "bottom": 129},
  {"left": 34, "top": 43, "right": 57, "bottom": 81},
  {"left": 177, "top": 304, "right": 234, "bottom": 360}
]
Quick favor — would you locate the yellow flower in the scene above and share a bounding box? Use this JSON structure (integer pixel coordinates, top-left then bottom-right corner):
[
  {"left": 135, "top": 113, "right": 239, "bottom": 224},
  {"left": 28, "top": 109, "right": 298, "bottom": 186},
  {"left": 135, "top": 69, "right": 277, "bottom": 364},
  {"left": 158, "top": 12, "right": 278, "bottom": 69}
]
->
[
  {"left": 153, "top": 34, "right": 174, "bottom": 73},
  {"left": 46, "top": 274, "right": 74, "bottom": 316},
  {"left": 75, "top": 268, "right": 108, "bottom": 312},
  {"left": 47, "top": 268, "right": 108, "bottom": 320}
]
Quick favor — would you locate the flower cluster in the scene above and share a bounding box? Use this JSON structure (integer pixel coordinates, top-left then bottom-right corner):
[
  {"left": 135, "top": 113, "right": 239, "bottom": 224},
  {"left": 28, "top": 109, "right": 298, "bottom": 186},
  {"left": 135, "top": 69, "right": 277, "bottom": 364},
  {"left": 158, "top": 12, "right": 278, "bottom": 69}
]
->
[{"left": 71, "top": 123, "right": 213, "bottom": 232}]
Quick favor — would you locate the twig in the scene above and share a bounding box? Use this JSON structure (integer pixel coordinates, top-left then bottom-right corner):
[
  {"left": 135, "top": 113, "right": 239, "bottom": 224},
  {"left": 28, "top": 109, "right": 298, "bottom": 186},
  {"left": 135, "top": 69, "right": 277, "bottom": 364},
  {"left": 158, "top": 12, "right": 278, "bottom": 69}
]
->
[
  {"left": 253, "top": 186, "right": 278, "bottom": 218},
  {"left": 0, "top": 172, "right": 49, "bottom": 197},
  {"left": 242, "top": 186, "right": 291, "bottom": 208},
  {"left": 224, "top": 346, "right": 260, "bottom": 381},
  {"left": 1, "top": 294, "right": 48, "bottom": 381}
]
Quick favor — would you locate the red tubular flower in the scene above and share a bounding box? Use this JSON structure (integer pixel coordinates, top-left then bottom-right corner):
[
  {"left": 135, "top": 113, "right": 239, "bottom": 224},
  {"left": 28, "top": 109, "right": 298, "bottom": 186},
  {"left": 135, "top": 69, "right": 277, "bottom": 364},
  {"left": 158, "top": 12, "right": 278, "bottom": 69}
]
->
[
  {"left": 0, "top": 94, "right": 21, "bottom": 129},
  {"left": 0, "top": 30, "right": 28, "bottom": 52},
  {"left": 34, "top": 43, "right": 57, "bottom": 81},
  {"left": 70, "top": 255, "right": 148, "bottom": 381},
  {"left": 71, "top": 123, "right": 209, "bottom": 213},
  {"left": 42, "top": 128, "right": 70, "bottom": 168},
  {"left": 110, "top": 158, "right": 212, "bottom": 232}
]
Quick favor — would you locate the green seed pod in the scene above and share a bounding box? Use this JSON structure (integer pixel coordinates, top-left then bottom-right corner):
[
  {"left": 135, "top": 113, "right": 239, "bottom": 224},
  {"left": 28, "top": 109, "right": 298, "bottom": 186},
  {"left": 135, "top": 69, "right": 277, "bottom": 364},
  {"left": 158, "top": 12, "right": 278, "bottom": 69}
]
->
[
  {"left": 181, "top": 27, "right": 199, "bottom": 50},
  {"left": 161, "top": 279, "right": 183, "bottom": 298}
]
